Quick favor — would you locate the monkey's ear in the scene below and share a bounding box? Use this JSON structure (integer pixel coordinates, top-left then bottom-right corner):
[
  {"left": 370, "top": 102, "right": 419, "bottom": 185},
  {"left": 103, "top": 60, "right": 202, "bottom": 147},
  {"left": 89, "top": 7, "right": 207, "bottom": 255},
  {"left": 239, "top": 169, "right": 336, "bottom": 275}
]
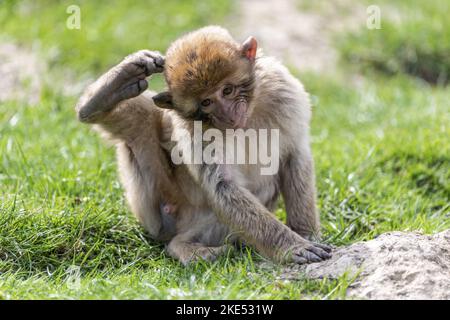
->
[
  {"left": 152, "top": 91, "right": 174, "bottom": 109},
  {"left": 241, "top": 36, "right": 257, "bottom": 61}
]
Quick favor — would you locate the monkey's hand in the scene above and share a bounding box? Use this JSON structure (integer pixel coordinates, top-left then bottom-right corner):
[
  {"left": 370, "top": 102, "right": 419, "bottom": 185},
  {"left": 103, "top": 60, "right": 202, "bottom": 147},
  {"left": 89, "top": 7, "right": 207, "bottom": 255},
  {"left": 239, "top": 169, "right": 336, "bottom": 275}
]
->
[
  {"left": 77, "top": 50, "right": 164, "bottom": 123},
  {"left": 282, "top": 238, "right": 332, "bottom": 264}
]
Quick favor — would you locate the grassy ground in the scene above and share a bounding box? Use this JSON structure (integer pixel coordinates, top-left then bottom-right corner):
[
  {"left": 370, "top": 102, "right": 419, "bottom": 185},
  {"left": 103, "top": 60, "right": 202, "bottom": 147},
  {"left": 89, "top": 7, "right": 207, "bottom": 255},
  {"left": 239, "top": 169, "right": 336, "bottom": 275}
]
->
[
  {"left": 338, "top": 0, "right": 450, "bottom": 85},
  {"left": 0, "top": 1, "right": 448, "bottom": 299}
]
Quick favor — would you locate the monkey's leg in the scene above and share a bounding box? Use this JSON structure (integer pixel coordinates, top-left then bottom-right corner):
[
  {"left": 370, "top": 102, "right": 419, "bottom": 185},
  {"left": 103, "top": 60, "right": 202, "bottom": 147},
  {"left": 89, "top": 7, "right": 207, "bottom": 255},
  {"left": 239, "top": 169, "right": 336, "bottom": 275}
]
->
[
  {"left": 79, "top": 97, "right": 178, "bottom": 242},
  {"left": 167, "top": 236, "right": 230, "bottom": 265},
  {"left": 76, "top": 50, "right": 178, "bottom": 241},
  {"left": 76, "top": 50, "right": 164, "bottom": 123},
  {"left": 280, "top": 149, "right": 320, "bottom": 241},
  {"left": 116, "top": 137, "right": 177, "bottom": 242}
]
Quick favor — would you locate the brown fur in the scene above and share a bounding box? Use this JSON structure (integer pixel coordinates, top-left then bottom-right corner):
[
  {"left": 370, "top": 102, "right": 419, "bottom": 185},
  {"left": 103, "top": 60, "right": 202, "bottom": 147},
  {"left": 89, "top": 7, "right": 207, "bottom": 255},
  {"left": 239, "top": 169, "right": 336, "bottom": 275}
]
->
[{"left": 165, "top": 26, "right": 248, "bottom": 96}]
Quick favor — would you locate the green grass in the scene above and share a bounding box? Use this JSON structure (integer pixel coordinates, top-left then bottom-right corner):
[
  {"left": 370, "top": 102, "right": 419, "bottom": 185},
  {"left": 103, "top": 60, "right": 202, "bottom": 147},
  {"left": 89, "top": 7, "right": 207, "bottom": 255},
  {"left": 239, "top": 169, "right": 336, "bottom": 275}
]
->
[
  {"left": 0, "top": 0, "right": 231, "bottom": 74},
  {"left": 0, "top": 1, "right": 449, "bottom": 299},
  {"left": 338, "top": 0, "right": 450, "bottom": 85},
  {"left": 306, "top": 73, "right": 450, "bottom": 244}
]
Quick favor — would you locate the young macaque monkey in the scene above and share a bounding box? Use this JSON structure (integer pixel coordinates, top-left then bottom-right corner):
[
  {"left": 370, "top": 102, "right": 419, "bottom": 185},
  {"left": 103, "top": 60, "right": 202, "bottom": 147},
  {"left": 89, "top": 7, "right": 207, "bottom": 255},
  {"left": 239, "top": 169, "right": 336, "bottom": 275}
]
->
[{"left": 76, "top": 26, "right": 332, "bottom": 265}]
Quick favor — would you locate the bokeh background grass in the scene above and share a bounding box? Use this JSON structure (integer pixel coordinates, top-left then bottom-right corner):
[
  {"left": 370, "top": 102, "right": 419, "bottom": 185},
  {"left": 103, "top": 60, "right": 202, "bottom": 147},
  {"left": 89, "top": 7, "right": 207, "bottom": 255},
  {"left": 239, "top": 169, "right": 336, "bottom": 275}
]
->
[{"left": 0, "top": 0, "right": 448, "bottom": 299}]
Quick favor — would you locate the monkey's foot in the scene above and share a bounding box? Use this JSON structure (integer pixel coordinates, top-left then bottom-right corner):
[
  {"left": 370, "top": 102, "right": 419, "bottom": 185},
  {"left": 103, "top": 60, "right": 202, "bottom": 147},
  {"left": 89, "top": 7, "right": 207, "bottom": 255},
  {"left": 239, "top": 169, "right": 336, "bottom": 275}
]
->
[
  {"left": 76, "top": 50, "right": 165, "bottom": 122},
  {"left": 109, "top": 50, "right": 165, "bottom": 104},
  {"left": 167, "top": 240, "right": 229, "bottom": 265}
]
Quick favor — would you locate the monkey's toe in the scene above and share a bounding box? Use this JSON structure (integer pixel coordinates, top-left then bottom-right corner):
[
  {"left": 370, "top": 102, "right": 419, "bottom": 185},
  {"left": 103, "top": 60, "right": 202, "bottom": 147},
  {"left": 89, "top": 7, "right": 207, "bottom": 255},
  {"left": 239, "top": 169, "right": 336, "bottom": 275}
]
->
[
  {"left": 141, "top": 50, "right": 164, "bottom": 73},
  {"left": 125, "top": 50, "right": 164, "bottom": 77},
  {"left": 151, "top": 54, "right": 165, "bottom": 69}
]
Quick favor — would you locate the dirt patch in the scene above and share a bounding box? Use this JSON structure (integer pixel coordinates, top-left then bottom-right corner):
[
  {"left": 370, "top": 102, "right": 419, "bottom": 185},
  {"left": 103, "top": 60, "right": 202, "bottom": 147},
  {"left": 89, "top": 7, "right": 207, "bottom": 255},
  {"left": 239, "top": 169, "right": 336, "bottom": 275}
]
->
[
  {"left": 278, "top": 230, "right": 450, "bottom": 299},
  {"left": 229, "top": 0, "right": 367, "bottom": 73},
  {"left": 0, "top": 42, "right": 44, "bottom": 104}
]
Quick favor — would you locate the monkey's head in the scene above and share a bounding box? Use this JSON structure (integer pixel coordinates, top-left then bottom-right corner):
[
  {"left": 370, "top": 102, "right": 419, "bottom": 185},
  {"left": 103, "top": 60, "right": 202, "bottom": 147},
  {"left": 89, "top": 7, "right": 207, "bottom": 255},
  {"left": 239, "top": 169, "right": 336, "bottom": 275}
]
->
[{"left": 153, "top": 26, "right": 257, "bottom": 129}]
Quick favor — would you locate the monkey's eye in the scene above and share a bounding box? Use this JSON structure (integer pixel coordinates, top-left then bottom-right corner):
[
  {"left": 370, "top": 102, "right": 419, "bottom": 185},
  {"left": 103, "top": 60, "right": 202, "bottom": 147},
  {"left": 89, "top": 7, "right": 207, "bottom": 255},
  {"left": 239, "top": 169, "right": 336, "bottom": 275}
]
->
[
  {"left": 201, "top": 99, "right": 212, "bottom": 107},
  {"left": 222, "top": 85, "right": 234, "bottom": 96}
]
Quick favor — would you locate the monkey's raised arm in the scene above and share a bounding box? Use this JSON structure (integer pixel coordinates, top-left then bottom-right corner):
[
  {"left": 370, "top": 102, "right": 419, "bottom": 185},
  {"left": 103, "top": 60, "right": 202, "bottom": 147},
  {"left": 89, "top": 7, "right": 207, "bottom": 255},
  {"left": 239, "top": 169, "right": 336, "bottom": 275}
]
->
[
  {"left": 76, "top": 50, "right": 164, "bottom": 124},
  {"left": 195, "top": 164, "right": 331, "bottom": 263}
]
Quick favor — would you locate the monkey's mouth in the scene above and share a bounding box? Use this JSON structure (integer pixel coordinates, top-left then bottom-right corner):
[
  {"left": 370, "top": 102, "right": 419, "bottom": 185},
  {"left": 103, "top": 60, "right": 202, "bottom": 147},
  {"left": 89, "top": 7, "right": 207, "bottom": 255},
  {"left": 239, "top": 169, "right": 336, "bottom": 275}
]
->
[
  {"left": 229, "top": 100, "right": 248, "bottom": 129},
  {"left": 231, "top": 111, "right": 248, "bottom": 129},
  {"left": 212, "top": 100, "right": 248, "bottom": 129}
]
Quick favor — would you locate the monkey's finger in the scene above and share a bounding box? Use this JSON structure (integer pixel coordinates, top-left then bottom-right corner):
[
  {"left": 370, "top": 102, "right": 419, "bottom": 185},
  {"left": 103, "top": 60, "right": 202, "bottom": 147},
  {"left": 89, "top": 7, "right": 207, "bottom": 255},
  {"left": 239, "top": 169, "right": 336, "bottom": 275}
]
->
[
  {"left": 292, "top": 255, "right": 308, "bottom": 265},
  {"left": 299, "top": 250, "right": 322, "bottom": 263},
  {"left": 306, "top": 245, "right": 332, "bottom": 260},
  {"left": 311, "top": 242, "right": 333, "bottom": 253}
]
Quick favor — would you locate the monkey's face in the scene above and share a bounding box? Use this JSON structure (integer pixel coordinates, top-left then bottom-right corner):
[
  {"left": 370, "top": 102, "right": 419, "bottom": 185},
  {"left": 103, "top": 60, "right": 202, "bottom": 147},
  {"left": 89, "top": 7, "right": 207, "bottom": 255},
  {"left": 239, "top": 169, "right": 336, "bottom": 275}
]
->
[
  {"left": 152, "top": 27, "right": 258, "bottom": 130},
  {"left": 186, "top": 73, "right": 255, "bottom": 129}
]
